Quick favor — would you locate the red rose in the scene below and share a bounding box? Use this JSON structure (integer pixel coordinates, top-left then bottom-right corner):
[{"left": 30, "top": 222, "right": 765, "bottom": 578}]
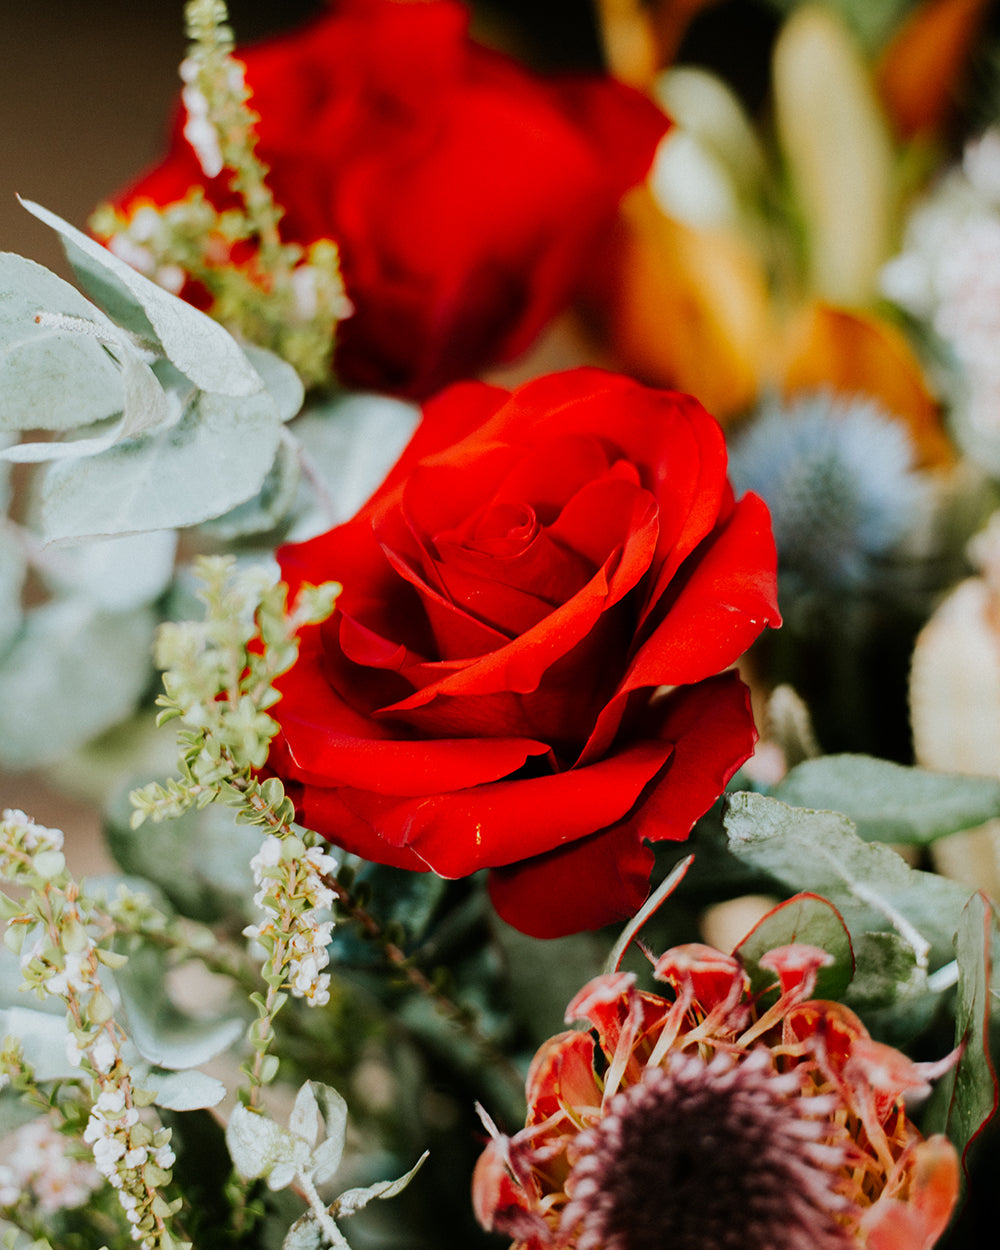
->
[
  {"left": 269, "top": 368, "right": 780, "bottom": 938},
  {"left": 112, "top": 0, "right": 668, "bottom": 397}
]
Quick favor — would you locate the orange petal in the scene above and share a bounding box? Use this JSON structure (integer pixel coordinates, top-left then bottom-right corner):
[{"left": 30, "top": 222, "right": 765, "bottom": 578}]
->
[
  {"left": 595, "top": 0, "right": 722, "bottom": 86},
  {"left": 776, "top": 301, "right": 951, "bottom": 467},
  {"left": 598, "top": 186, "right": 770, "bottom": 420},
  {"left": 876, "top": 0, "right": 991, "bottom": 139},
  {"left": 863, "top": 1135, "right": 961, "bottom": 1250},
  {"left": 524, "top": 1029, "right": 602, "bottom": 1125}
]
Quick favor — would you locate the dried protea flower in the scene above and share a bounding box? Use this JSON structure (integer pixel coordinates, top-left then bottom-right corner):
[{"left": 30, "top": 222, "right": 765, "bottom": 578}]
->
[{"left": 473, "top": 942, "right": 959, "bottom": 1250}]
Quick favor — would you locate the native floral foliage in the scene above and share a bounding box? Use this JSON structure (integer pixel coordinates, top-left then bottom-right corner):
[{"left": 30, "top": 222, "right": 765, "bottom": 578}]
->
[{"left": 473, "top": 926, "right": 960, "bottom": 1250}]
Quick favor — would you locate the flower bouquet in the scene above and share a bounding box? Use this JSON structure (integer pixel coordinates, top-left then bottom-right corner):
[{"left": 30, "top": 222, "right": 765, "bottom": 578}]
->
[{"left": 3, "top": 1, "right": 1000, "bottom": 1247}]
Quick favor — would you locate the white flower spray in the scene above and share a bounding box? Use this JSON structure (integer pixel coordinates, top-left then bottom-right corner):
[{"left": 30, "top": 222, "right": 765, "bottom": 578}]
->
[
  {"left": 91, "top": 0, "right": 353, "bottom": 387},
  {"left": 0, "top": 810, "right": 186, "bottom": 1250}
]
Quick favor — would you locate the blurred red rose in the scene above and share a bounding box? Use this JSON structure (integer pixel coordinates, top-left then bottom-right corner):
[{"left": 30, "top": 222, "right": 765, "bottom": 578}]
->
[
  {"left": 268, "top": 367, "right": 780, "bottom": 938},
  {"left": 110, "top": 0, "right": 668, "bottom": 397}
]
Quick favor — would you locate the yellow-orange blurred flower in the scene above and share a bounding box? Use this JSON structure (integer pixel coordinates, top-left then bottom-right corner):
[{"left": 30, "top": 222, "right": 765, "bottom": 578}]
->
[
  {"left": 593, "top": 4, "right": 959, "bottom": 466},
  {"left": 473, "top": 942, "right": 959, "bottom": 1250}
]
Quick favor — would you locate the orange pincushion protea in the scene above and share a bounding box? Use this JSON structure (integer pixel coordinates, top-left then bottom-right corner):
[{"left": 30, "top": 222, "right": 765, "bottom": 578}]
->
[{"left": 473, "top": 942, "right": 959, "bottom": 1250}]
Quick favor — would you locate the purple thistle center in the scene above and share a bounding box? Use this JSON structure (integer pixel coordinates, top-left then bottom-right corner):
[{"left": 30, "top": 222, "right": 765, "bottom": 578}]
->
[{"left": 560, "top": 1048, "right": 854, "bottom": 1250}]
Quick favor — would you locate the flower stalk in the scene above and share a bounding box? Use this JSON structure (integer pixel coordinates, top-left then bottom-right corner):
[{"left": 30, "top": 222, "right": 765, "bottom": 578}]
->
[{"left": 0, "top": 811, "right": 186, "bottom": 1250}]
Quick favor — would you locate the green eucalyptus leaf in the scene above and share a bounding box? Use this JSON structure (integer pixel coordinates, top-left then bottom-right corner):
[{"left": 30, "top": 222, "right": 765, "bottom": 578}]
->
[
  {"left": 38, "top": 385, "right": 283, "bottom": 542},
  {"left": 332, "top": 1151, "right": 429, "bottom": 1217},
  {"left": 40, "top": 530, "right": 178, "bottom": 611},
  {"left": 0, "top": 251, "right": 125, "bottom": 437},
  {"left": 105, "top": 788, "right": 259, "bottom": 923},
  {"left": 21, "top": 198, "right": 262, "bottom": 397},
  {"left": 226, "top": 1103, "right": 312, "bottom": 1190},
  {"left": 114, "top": 944, "right": 242, "bottom": 1071},
  {"left": 288, "top": 1080, "right": 321, "bottom": 1149},
  {"left": 0, "top": 598, "right": 155, "bottom": 769},
  {"left": 200, "top": 432, "right": 300, "bottom": 541},
  {"left": 724, "top": 792, "right": 972, "bottom": 969},
  {"left": 62, "top": 238, "right": 159, "bottom": 344},
  {"left": 307, "top": 1082, "right": 349, "bottom": 1185},
  {"left": 773, "top": 755, "right": 1000, "bottom": 844},
  {"left": 281, "top": 1217, "right": 325, "bottom": 1250},
  {"left": 146, "top": 1067, "right": 227, "bottom": 1111},
  {"left": 0, "top": 252, "right": 123, "bottom": 432},
  {"left": 287, "top": 392, "right": 420, "bottom": 540},
  {"left": 932, "top": 892, "right": 1000, "bottom": 1164},
  {"left": 841, "top": 930, "right": 943, "bottom": 1044},
  {"left": 3, "top": 345, "right": 173, "bottom": 465},
  {"left": 735, "top": 892, "right": 855, "bottom": 1001},
  {"left": 0, "top": 1007, "right": 75, "bottom": 1081},
  {"left": 242, "top": 345, "right": 305, "bottom": 423}
]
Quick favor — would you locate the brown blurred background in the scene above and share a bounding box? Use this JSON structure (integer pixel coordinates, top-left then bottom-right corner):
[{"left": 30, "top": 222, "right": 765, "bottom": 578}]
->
[{"left": 0, "top": 2, "right": 328, "bottom": 274}]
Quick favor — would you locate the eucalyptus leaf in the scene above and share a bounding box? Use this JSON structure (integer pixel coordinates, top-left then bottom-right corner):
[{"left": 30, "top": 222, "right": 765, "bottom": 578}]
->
[
  {"left": 146, "top": 1067, "right": 227, "bottom": 1111},
  {"left": 0, "top": 252, "right": 122, "bottom": 432},
  {"left": 333, "top": 1151, "right": 429, "bottom": 1216},
  {"left": 306, "top": 1082, "right": 349, "bottom": 1185},
  {"left": 0, "top": 1007, "right": 75, "bottom": 1081},
  {"left": 40, "top": 530, "right": 178, "bottom": 611},
  {"left": 287, "top": 392, "right": 420, "bottom": 540},
  {"left": 226, "top": 1103, "right": 312, "bottom": 1191},
  {"left": 932, "top": 892, "right": 1000, "bottom": 1164},
  {"left": 735, "top": 892, "right": 854, "bottom": 1001},
  {"left": 200, "top": 432, "right": 301, "bottom": 541},
  {"left": 724, "top": 792, "right": 972, "bottom": 969},
  {"left": 242, "top": 345, "right": 305, "bottom": 423},
  {"left": 39, "top": 385, "right": 283, "bottom": 542},
  {"left": 773, "top": 755, "right": 1000, "bottom": 844},
  {"left": 0, "top": 598, "right": 155, "bottom": 770},
  {"left": 114, "top": 944, "right": 242, "bottom": 1071},
  {"left": 841, "top": 930, "right": 943, "bottom": 1044},
  {"left": 21, "top": 198, "right": 262, "bottom": 397},
  {"left": 288, "top": 1081, "right": 322, "bottom": 1150},
  {"left": 281, "top": 1220, "right": 325, "bottom": 1250},
  {"left": 2, "top": 343, "right": 173, "bottom": 464}
]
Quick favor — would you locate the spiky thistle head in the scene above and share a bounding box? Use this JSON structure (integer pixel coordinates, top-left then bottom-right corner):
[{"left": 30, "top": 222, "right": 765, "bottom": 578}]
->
[{"left": 728, "top": 392, "right": 924, "bottom": 594}]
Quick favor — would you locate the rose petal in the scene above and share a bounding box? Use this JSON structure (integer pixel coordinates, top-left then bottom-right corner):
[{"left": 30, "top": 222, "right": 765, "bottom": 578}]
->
[
  {"left": 376, "top": 739, "right": 675, "bottom": 874},
  {"left": 489, "top": 821, "right": 657, "bottom": 937}
]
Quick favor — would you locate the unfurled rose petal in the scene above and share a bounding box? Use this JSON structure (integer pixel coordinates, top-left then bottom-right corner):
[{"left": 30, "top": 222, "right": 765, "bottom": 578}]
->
[{"left": 267, "top": 367, "right": 779, "bottom": 936}]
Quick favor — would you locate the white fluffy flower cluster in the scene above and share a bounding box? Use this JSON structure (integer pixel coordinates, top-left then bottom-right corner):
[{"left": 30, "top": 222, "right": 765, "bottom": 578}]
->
[
  {"left": 21, "top": 927, "right": 98, "bottom": 1000},
  {"left": 0, "top": 1114, "right": 102, "bottom": 1214},
  {"left": 106, "top": 207, "right": 187, "bottom": 294},
  {"left": 83, "top": 1087, "right": 176, "bottom": 1245},
  {"left": 881, "top": 129, "right": 1000, "bottom": 438},
  {"left": 244, "top": 836, "right": 338, "bottom": 1007},
  {"left": 179, "top": 55, "right": 226, "bottom": 179},
  {"left": 1, "top": 807, "right": 64, "bottom": 885}
]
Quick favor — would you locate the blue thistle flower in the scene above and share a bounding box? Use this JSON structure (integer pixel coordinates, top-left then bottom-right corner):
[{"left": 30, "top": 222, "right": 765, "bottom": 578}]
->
[{"left": 728, "top": 392, "right": 924, "bottom": 592}]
